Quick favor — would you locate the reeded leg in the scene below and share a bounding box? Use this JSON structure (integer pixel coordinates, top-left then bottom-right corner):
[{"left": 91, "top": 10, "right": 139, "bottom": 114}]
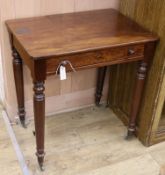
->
[
  {"left": 95, "top": 66, "right": 107, "bottom": 106},
  {"left": 12, "top": 48, "right": 26, "bottom": 128},
  {"left": 33, "top": 81, "right": 45, "bottom": 171},
  {"left": 126, "top": 61, "right": 148, "bottom": 140}
]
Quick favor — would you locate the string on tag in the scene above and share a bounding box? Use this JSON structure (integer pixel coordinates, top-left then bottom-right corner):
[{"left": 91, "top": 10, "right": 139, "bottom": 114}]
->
[{"left": 55, "top": 60, "right": 76, "bottom": 75}]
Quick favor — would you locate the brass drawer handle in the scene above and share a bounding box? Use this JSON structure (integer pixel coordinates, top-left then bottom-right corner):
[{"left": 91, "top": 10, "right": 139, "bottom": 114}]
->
[
  {"left": 55, "top": 60, "right": 76, "bottom": 74},
  {"left": 128, "top": 49, "right": 135, "bottom": 56}
]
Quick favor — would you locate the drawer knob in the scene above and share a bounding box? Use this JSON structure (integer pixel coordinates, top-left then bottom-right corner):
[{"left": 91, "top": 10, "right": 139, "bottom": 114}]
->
[{"left": 128, "top": 49, "right": 135, "bottom": 55}]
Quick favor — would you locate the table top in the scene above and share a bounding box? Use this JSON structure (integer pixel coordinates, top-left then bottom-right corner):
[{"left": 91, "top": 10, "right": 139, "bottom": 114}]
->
[{"left": 6, "top": 8, "right": 158, "bottom": 59}]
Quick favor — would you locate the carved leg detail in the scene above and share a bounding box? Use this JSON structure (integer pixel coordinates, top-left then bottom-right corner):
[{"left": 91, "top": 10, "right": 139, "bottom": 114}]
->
[
  {"left": 33, "top": 81, "right": 45, "bottom": 171},
  {"left": 12, "top": 48, "right": 26, "bottom": 128},
  {"left": 95, "top": 66, "right": 107, "bottom": 106},
  {"left": 126, "top": 61, "right": 148, "bottom": 140}
]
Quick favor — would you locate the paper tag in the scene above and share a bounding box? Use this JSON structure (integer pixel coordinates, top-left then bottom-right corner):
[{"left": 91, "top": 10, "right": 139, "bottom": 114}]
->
[{"left": 60, "top": 65, "right": 67, "bottom": 80}]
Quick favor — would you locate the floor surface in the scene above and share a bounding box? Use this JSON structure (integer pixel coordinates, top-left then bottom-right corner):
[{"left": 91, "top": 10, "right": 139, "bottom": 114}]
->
[
  {"left": 0, "top": 105, "right": 22, "bottom": 175},
  {"left": 12, "top": 106, "right": 165, "bottom": 175}
]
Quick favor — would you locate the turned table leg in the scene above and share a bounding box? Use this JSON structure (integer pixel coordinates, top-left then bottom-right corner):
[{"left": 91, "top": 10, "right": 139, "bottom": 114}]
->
[
  {"left": 95, "top": 66, "right": 107, "bottom": 106},
  {"left": 127, "top": 61, "right": 148, "bottom": 139},
  {"left": 12, "top": 48, "right": 26, "bottom": 128},
  {"left": 33, "top": 81, "right": 45, "bottom": 171}
]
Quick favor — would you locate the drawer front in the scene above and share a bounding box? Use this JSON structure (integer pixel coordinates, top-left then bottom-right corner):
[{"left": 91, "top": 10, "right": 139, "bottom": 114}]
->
[{"left": 46, "top": 44, "right": 144, "bottom": 74}]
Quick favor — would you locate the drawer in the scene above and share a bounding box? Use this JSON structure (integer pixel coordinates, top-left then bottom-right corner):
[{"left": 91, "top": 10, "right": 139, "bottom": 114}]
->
[{"left": 46, "top": 44, "right": 144, "bottom": 74}]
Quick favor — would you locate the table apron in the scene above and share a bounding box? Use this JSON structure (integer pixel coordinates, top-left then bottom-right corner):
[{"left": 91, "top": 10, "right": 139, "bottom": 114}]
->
[{"left": 46, "top": 44, "right": 144, "bottom": 75}]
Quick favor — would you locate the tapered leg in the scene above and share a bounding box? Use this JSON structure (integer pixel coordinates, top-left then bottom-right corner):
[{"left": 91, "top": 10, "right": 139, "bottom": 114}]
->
[
  {"left": 33, "top": 81, "right": 45, "bottom": 171},
  {"left": 12, "top": 48, "right": 26, "bottom": 128},
  {"left": 126, "top": 61, "right": 148, "bottom": 139},
  {"left": 95, "top": 66, "right": 107, "bottom": 106}
]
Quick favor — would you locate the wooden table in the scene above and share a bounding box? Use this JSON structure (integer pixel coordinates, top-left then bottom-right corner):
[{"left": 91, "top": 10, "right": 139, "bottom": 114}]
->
[{"left": 6, "top": 9, "right": 158, "bottom": 170}]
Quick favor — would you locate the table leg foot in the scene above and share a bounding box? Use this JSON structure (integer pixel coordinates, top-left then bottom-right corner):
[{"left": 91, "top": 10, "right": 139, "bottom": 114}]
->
[
  {"left": 20, "top": 119, "right": 27, "bottom": 128},
  {"left": 125, "top": 129, "right": 135, "bottom": 140},
  {"left": 95, "top": 95, "right": 102, "bottom": 106},
  {"left": 18, "top": 109, "right": 26, "bottom": 128},
  {"left": 39, "top": 164, "right": 45, "bottom": 172},
  {"left": 19, "top": 109, "right": 26, "bottom": 128},
  {"left": 36, "top": 153, "right": 45, "bottom": 171},
  {"left": 39, "top": 160, "right": 45, "bottom": 171}
]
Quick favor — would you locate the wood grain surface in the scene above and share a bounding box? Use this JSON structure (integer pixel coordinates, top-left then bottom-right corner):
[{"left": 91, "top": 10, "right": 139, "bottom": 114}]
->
[{"left": 6, "top": 9, "right": 157, "bottom": 59}]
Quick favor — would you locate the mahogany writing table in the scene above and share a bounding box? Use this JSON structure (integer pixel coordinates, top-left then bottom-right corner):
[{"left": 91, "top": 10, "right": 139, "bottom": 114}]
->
[{"left": 6, "top": 9, "right": 158, "bottom": 170}]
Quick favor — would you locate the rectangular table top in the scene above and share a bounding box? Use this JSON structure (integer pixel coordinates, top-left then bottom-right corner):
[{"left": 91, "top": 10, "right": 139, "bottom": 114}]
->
[{"left": 6, "top": 8, "right": 158, "bottom": 59}]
